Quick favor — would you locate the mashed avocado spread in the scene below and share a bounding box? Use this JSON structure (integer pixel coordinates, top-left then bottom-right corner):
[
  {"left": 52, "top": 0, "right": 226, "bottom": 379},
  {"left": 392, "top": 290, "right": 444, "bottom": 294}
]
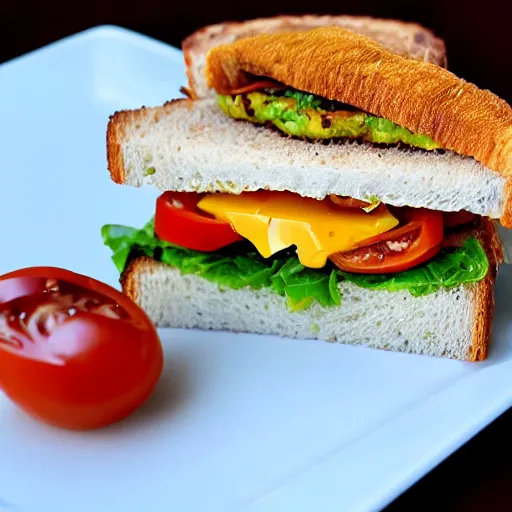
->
[{"left": 219, "top": 89, "right": 441, "bottom": 151}]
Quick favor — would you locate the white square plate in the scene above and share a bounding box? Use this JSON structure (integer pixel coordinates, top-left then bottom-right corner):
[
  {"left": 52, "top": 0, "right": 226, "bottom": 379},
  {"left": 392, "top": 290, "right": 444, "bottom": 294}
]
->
[{"left": 1, "top": 26, "right": 511, "bottom": 512}]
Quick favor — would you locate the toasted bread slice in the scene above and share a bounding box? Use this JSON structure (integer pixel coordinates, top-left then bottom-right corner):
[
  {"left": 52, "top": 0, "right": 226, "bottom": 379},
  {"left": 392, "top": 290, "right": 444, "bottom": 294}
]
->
[
  {"left": 205, "top": 28, "right": 512, "bottom": 182},
  {"left": 107, "top": 98, "right": 508, "bottom": 224},
  {"left": 182, "top": 15, "right": 447, "bottom": 98},
  {"left": 119, "top": 218, "right": 502, "bottom": 361}
]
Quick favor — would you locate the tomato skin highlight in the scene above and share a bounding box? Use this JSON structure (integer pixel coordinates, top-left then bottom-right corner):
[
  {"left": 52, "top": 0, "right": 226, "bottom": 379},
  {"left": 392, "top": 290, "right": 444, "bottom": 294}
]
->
[
  {"left": 154, "top": 191, "right": 243, "bottom": 251},
  {"left": 0, "top": 267, "right": 163, "bottom": 431},
  {"left": 330, "top": 208, "right": 444, "bottom": 274}
]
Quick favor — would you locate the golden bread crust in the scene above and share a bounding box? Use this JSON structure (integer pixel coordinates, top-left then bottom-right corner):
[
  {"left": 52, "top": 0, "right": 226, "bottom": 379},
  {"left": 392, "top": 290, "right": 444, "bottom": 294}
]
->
[
  {"left": 183, "top": 15, "right": 446, "bottom": 63},
  {"left": 205, "top": 27, "right": 512, "bottom": 178},
  {"left": 120, "top": 256, "right": 153, "bottom": 304},
  {"left": 182, "top": 15, "right": 447, "bottom": 98},
  {"left": 106, "top": 111, "right": 126, "bottom": 184},
  {"left": 468, "top": 218, "right": 503, "bottom": 361},
  {"left": 183, "top": 46, "right": 198, "bottom": 100}
]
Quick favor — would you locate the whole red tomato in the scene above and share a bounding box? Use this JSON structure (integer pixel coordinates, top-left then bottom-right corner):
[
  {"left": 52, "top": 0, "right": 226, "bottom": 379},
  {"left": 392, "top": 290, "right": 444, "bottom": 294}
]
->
[{"left": 0, "top": 267, "right": 163, "bottom": 430}]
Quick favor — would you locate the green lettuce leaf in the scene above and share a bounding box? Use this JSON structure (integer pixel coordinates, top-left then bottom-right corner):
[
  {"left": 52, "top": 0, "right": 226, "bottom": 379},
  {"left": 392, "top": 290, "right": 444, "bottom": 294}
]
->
[
  {"left": 338, "top": 237, "right": 489, "bottom": 296},
  {"left": 102, "top": 220, "right": 489, "bottom": 311},
  {"left": 283, "top": 89, "right": 322, "bottom": 111}
]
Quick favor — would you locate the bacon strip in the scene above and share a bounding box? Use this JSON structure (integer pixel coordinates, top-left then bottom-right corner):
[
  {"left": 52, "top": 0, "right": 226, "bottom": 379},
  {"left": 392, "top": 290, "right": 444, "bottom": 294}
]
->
[
  {"left": 228, "top": 80, "right": 286, "bottom": 95},
  {"left": 329, "top": 195, "right": 372, "bottom": 209}
]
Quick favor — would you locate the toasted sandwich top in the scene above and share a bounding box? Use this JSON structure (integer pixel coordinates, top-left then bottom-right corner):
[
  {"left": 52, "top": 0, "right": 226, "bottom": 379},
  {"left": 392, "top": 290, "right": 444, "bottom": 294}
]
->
[
  {"left": 205, "top": 27, "right": 512, "bottom": 175},
  {"left": 182, "top": 14, "right": 447, "bottom": 98}
]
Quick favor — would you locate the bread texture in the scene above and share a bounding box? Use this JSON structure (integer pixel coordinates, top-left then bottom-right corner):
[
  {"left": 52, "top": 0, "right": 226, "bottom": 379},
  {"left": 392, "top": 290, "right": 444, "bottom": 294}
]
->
[
  {"left": 120, "top": 218, "right": 502, "bottom": 361},
  {"left": 205, "top": 27, "right": 512, "bottom": 181},
  {"left": 182, "top": 15, "right": 447, "bottom": 98},
  {"left": 107, "top": 98, "right": 509, "bottom": 225}
]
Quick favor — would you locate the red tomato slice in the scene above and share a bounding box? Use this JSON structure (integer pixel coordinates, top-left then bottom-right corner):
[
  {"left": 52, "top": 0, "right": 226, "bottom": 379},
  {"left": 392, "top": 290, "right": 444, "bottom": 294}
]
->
[
  {"left": 0, "top": 267, "right": 163, "bottom": 431},
  {"left": 154, "top": 192, "right": 243, "bottom": 251},
  {"left": 330, "top": 208, "right": 444, "bottom": 274}
]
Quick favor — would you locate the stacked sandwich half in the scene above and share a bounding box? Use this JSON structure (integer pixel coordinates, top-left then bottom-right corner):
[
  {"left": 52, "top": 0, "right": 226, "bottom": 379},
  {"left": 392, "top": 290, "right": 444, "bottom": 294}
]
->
[{"left": 102, "top": 15, "right": 511, "bottom": 361}]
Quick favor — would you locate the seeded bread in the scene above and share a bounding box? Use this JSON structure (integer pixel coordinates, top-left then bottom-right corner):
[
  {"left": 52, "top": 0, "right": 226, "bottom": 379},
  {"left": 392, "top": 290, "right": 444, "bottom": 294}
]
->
[
  {"left": 120, "top": 218, "right": 502, "bottom": 361},
  {"left": 182, "top": 15, "right": 447, "bottom": 98},
  {"left": 107, "top": 98, "right": 508, "bottom": 223}
]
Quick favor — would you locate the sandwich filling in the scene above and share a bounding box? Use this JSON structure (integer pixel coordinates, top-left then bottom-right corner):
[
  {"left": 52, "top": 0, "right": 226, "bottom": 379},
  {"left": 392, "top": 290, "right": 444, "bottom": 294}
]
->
[
  {"left": 218, "top": 85, "right": 441, "bottom": 150},
  {"left": 102, "top": 191, "right": 489, "bottom": 312}
]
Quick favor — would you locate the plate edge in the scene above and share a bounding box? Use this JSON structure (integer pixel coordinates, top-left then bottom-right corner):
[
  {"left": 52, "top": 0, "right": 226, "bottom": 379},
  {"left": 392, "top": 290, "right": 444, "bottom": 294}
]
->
[{"left": 0, "top": 24, "right": 182, "bottom": 71}]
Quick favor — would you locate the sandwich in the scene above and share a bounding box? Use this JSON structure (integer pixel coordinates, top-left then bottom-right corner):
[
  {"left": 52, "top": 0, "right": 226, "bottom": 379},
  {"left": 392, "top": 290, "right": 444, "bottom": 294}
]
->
[{"left": 102, "top": 19, "right": 510, "bottom": 361}]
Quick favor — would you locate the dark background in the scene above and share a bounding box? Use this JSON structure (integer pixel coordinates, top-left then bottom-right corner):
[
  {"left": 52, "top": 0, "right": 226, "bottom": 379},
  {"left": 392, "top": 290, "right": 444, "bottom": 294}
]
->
[
  {"left": 1, "top": 1, "right": 511, "bottom": 510},
  {"left": 0, "top": 0, "right": 511, "bottom": 103}
]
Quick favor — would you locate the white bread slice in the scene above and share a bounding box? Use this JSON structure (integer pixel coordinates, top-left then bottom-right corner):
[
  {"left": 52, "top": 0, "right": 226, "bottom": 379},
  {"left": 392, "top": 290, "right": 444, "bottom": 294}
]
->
[
  {"left": 107, "top": 98, "right": 506, "bottom": 220},
  {"left": 120, "top": 219, "right": 502, "bottom": 362},
  {"left": 182, "top": 15, "right": 447, "bottom": 98}
]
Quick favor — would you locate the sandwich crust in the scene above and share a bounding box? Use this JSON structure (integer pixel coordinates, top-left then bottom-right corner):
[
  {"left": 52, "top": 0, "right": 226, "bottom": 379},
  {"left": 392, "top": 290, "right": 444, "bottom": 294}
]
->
[
  {"left": 182, "top": 14, "right": 447, "bottom": 98},
  {"left": 106, "top": 111, "right": 126, "bottom": 184},
  {"left": 205, "top": 27, "right": 512, "bottom": 177},
  {"left": 468, "top": 218, "right": 503, "bottom": 361}
]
